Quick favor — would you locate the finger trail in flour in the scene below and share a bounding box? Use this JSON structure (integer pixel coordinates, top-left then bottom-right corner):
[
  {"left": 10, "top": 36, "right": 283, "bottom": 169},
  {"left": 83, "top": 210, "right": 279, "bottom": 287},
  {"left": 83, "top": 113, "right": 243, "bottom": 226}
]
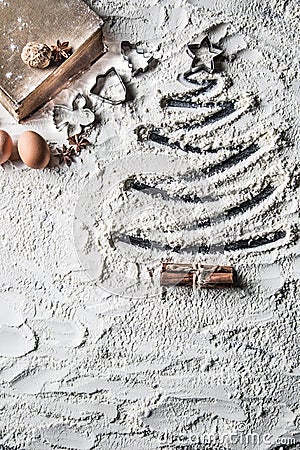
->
[
  {"left": 116, "top": 229, "right": 287, "bottom": 253},
  {"left": 164, "top": 79, "right": 219, "bottom": 100},
  {"left": 127, "top": 138, "right": 264, "bottom": 189},
  {"left": 137, "top": 127, "right": 264, "bottom": 157},
  {"left": 186, "top": 184, "right": 277, "bottom": 230},
  {"left": 124, "top": 177, "right": 275, "bottom": 210},
  {"left": 137, "top": 127, "right": 238, "bottom": 154}
]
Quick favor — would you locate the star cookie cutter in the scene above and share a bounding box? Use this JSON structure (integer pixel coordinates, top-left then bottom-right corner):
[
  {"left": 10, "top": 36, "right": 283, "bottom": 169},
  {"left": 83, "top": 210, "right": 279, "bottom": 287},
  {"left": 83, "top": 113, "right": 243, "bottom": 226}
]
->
[
  {"left": 53, "top": 94, "right": 95, "bottom": 136},
  {"left": 121, "top": 41, "right": 156, "bottom": 76},
  {"left": 187, "top": 36, "right": 223, "bottom": 74},
  {"left": 90, "top": 68, "right": 126, "bottom": 105}
]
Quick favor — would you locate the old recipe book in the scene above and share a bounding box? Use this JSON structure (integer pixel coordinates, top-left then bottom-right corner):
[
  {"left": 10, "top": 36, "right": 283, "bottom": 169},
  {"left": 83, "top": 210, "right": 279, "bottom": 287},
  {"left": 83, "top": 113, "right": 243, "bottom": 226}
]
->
[{"left": 0, "top": 0, "right": 104, "bottom": 121}]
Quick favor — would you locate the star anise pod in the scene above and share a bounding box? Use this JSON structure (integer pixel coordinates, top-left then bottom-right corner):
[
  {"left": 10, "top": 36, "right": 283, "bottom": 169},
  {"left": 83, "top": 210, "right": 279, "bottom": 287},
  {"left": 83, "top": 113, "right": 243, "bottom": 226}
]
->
[
  {"left": 56, "top": 144, "right": 76, "bottom": 166},
  {"left": 51, "top": 40, "right": 72, "bottom": 62},
  {"left": 68, "top": 134, "right": 90, "bottom": 154}
]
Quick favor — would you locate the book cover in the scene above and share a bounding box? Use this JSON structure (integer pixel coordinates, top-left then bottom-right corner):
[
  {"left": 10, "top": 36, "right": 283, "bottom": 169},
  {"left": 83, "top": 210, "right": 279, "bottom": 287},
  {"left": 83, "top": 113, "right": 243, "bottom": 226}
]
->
[{"left": 0, "top": 0, "right": 104, "bottom": 121}]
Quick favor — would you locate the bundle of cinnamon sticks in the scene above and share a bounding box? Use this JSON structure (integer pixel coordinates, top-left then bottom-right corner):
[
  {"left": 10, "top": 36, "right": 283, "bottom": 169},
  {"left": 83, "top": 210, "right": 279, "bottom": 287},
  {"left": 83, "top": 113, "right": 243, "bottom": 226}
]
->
[{"left": 160, "top": 263, "right": 234, "bottom": 288}]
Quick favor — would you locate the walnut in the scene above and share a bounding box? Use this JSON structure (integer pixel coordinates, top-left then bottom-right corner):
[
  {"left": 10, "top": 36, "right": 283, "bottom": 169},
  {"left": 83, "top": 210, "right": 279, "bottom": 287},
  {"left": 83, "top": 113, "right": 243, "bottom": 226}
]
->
[{"left": 21, "top": 42, "right": 52, "bottom": 69}]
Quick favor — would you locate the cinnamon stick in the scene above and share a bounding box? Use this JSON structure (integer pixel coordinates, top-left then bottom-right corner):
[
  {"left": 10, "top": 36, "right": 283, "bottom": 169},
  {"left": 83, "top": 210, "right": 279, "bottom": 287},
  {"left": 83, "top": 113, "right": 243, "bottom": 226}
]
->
[{"left": 160, "top": 263, "right": 234, "bottom": 288}]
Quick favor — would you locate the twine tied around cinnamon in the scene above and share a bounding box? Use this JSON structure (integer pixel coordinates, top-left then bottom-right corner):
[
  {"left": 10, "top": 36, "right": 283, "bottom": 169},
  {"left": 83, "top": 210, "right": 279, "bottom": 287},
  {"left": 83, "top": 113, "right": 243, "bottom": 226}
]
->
[{"left": 192, "top": 263, "right": 220, "bottom": 289}]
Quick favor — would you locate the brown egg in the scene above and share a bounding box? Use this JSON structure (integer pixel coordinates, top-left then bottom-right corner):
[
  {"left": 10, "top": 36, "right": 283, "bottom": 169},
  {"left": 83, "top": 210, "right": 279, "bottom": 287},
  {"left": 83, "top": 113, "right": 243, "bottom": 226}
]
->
[
  {"left": 0, "top": 130, "right": 13, "bottom": 164},
  {"left": 18, "top": 131, "right": 50, "bottom": 169}
]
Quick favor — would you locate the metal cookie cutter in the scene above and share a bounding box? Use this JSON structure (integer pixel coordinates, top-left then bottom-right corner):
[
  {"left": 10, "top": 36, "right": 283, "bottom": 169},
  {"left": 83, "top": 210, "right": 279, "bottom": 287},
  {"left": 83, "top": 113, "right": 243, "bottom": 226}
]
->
[
  {"left": 90, "top": 68, "right": 126, "bottom": 105},
  {"left": 187, "top": 36, "right": 223, "bottom": 74},
  {"left": 121, "top": 41, "right": 156, "bottom": 76},
  {"left": 53, "top": 93, "right": 95, "bottom": 136}
]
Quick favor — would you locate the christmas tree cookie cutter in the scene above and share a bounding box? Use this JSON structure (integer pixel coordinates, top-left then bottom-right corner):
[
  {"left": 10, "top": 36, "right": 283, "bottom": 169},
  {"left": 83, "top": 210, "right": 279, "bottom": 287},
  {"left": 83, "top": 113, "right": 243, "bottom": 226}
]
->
[
  {"left": 90, "top": 68, "right": 126, "bottom": 105},
  {"left": 121, "top": 41, "right": 156, "bottom": 76}
]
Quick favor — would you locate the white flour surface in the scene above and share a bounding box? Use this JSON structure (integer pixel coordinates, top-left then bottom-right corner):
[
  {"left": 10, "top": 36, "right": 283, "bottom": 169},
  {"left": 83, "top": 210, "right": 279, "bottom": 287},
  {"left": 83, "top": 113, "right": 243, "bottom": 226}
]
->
[{"left": 0, "top": 0, "right": 299, "bottom": 449}]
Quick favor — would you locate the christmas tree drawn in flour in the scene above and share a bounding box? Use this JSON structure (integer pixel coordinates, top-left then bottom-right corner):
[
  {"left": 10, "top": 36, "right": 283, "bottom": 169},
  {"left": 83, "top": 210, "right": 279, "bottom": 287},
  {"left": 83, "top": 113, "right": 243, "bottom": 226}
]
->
[{"left": 113, "top": 35, "right": 290, "bottom": 256}]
